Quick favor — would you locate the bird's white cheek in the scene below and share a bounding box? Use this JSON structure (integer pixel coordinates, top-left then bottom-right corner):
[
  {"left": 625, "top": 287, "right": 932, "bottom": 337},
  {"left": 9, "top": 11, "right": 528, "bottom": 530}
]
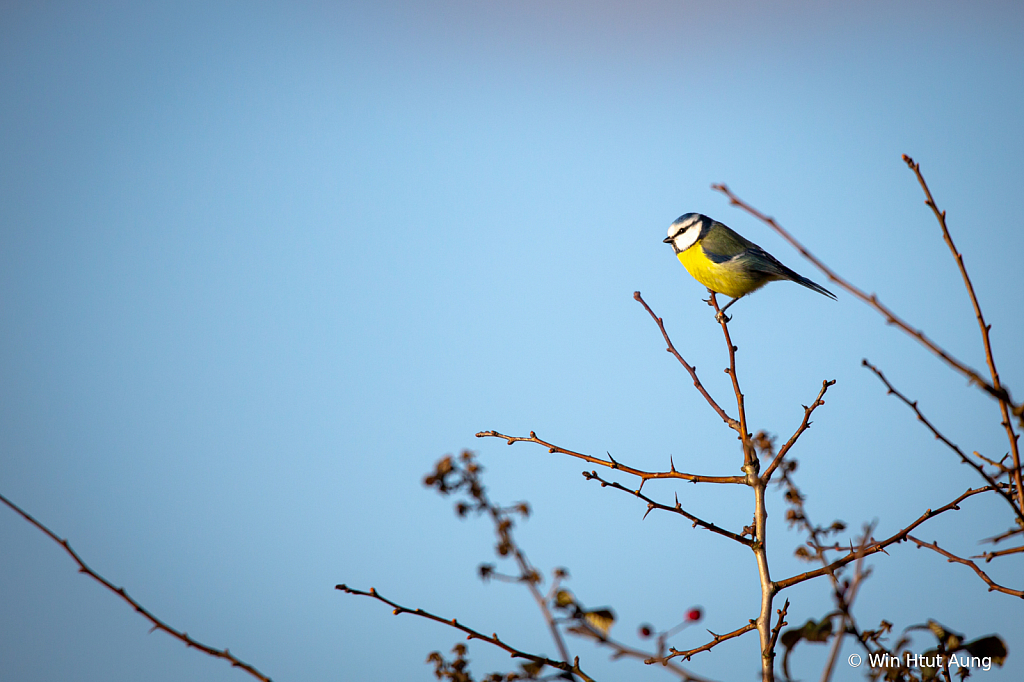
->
[{"left": 674, "top": 229, "right": 700, "bottom": 252}]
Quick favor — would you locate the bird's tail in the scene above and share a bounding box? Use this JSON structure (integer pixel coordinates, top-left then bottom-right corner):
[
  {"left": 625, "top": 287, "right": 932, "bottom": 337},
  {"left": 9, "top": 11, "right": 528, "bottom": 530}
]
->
[
  {"left": 750, "top": 246, "right": 837, "bottom": 301},
  {"left": 790, "top": 271, "right": 837, "bottom": 300}
]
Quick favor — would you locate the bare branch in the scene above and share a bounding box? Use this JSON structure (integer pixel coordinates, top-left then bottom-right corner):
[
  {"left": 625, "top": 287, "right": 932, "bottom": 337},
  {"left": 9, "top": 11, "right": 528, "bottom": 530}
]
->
[
  {"left": 906, "top": 536, "right": 1024, "bottom": 599},
  {"left": 634, "top": 291, "right": 740, "bottom": 432},
  {"left": 704, "top": 292, "right": 776, "bottom": 682},
  {"left": 971, "top": 450, "right": 1017, "bottom": 477},
  {"left": 762, "top": 380, "right": 835, "bottom": 483},
  {"left": 972, "top": 545, "right": 1024, "bottom": 562},
  {"left": 425, "top": 452, "right": 572, "bottom": 664},
  {"left": 774, "top": 486, "right": 995, "bottom": 591},
  {"left": 863, "top": 359, "right": 1024, "bottom": 527},
  {"left": 983, "top": 526, "right": 1023, "bottom": 545},
  {"left": 476, "top": 430, "right": 745, "bottom": 485},
  {"left": 820, "top": 524, "right": 873, "bottom": 682},
  {"left": 902, "top": 154, "right": 1024, "bottom": 514},
  {"left": 768, "top": 600, "right": 790, "bottom": 665},
  {"left": 651, "top": 621, "right": 757, "bottom": 664},
  {"left": 710, "top": 182, "right": 1019, "bottom": 416},
  {"left": 0, "top": 491, "right": 271, "bottom": 682},
  {"left": 596, "top": 633, "right": 717, "bottom": 681},
  {"left": 581, "top": 470, "right": 753, "bottom": 546},
  {"left": 336, "top": 585, "right": 593, "bottom": 680},
  {"left": 708, "top": 293, "right": 755, "bottom": 469}
]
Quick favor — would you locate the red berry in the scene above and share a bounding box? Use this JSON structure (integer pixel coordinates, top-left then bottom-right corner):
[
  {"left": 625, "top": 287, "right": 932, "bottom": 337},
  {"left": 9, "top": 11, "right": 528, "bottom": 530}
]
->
[
  {"left": 638, "top": 624, "right": 653, "bottom": 638},
  {"left": 686, "top": 607, "right": 703, "bottom": 622}
]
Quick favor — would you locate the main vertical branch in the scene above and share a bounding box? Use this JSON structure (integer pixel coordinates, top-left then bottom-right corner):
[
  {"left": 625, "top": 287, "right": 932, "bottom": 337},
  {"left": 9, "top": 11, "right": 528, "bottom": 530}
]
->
[
  {"left": 752, "top": 476, "right": 775, "bottom": 682},
  {"left": 709, "top": 293, "right": 775, "bottom": 682}
]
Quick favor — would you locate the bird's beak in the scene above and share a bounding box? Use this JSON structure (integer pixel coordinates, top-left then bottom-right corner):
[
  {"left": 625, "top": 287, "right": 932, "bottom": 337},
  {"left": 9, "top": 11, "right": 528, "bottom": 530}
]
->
[{"left": 663, "top": 236, "right": 673, "bottom": 244}]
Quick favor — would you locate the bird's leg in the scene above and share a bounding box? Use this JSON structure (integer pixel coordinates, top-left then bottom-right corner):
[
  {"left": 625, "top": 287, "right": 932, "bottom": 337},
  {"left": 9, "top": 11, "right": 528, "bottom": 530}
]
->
[{"left": 716, "top": 296, "right": 740, "bottom": 323}]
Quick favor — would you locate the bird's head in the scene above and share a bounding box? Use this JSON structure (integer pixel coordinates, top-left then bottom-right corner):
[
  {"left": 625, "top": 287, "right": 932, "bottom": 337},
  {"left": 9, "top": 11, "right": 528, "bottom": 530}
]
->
[{"left": 664, "top": 213, "right": 707, "bottom": 253}]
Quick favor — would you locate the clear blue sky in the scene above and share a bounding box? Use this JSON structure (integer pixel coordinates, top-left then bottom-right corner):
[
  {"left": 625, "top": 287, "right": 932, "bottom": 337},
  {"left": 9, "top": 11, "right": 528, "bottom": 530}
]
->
[{"left": 2, "top": 2, "right": 1022, "bottom": 680}]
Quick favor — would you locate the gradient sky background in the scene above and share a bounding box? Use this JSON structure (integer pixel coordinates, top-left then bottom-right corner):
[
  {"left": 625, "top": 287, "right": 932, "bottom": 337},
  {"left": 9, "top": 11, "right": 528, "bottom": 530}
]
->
[{"left": 2, "top": 2, "right": 1023, "bottom": 681}]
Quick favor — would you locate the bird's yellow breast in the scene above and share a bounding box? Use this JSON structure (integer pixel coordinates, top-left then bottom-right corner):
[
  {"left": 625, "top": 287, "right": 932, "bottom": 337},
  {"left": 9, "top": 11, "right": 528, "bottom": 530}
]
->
[{"left": 676, "top": 245, "right": 768, "bottom": 299}]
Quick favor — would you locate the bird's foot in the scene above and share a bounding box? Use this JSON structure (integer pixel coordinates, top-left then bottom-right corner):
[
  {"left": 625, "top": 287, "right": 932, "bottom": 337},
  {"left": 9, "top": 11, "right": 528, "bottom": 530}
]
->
[{"left": 715, "top": 311, "right": 732, "bottom": 324}]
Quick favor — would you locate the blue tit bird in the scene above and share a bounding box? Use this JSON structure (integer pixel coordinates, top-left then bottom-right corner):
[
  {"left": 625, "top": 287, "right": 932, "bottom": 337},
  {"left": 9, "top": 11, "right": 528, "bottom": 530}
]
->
[{"left": 664, "top": 213, "right": 835, "bottom": 318}]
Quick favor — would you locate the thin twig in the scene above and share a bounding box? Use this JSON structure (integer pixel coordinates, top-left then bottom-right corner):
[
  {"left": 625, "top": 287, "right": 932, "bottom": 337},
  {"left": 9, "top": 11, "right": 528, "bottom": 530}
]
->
[
  {"left": 863, "top": 359, "right": 1024, "bottom": 527},
  {"left": 426, "top": 453, "right": 572, "bottom": 664},
  {"left": 581, "top": 470, "right": 752, "bottom": 546},
  {"left": 972, "top": 545, "right": 1024, "bottom": 562},
  {"left": 983, "top": 527, "right": 1023, "bottom": 545},
  {"left": 762, "top": 380, "right": 835, "bottom": 483},
  {"left": 493, "top": 506, "right": 572, "bottom": 664},
  {"left": 820, "top": 525, "right": 873, "bottom": 682},
  {"left": 599, "top": 633, "right": 716, "bottom": 681},
  {"left": 651, "top": 622, "right": 758, "bottom": 664},
  {"left": 971, "top": 450, "right": 1016, "bottom": 476},
  {"left": 767, "top": 599, "right": 790, "bottom": 671},
  {"left": 906, "top": 537, "right": 1024, "bottom": 599},
  {"left": 708, "top": 293, "right": 755, "bottom": 468},
  {"left": 476, "top": 430, "right": 745, "bottom": 485},
  {"left": 774, "top": 486, "right": 995, "bottom": 591},
  {"left": 939, "top": 640, "right": 953, "bottom": 682},
  {"left": 0, "top": 491, "right": 271, "bottom": 682},
  {"left": 902, "top": 154, "right": 1024, "bottom": 514},
  {"left": 336, "top": 585, "right": 593, "bottom": 680},
  {"left": 710, "top": 182, "right": 1018, "bottom": 415},
  {"left": 634, "top": 291, "right": 740, "bottom": 432}
]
